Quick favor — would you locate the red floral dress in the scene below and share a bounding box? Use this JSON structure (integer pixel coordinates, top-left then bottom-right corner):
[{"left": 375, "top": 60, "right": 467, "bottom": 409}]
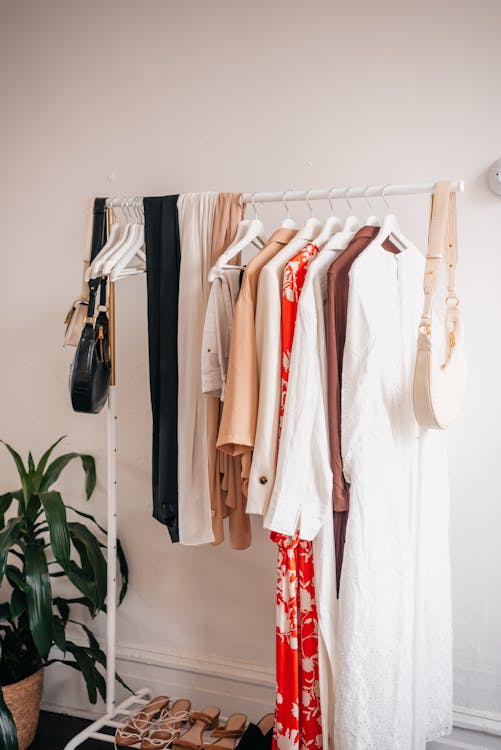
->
[{"left": 272, "top": 244, "right": 322, "bottom": 750}]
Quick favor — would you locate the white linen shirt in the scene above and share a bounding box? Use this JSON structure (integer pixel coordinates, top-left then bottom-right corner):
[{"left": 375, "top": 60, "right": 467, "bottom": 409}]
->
[{"left": 264, "top": 250, "right": 335, "bottom": 539}]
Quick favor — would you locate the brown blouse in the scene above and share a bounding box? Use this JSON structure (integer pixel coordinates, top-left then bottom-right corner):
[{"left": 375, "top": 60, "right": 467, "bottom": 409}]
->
[{"left": 326, "top": 226, "right": 395, "bottom": 591}]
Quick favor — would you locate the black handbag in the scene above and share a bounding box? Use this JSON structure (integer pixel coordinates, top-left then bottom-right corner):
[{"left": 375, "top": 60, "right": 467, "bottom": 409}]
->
[{"left": 70, "top": 276, "right": 111, "bottom": 413}]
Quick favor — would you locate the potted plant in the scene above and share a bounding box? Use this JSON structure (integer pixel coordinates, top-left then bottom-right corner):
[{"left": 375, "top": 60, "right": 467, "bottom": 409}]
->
[{"left": 0, "top": 438, "right": 129, "bottom": 750}]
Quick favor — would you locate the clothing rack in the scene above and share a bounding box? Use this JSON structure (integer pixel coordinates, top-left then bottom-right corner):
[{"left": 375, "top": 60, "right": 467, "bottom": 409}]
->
[{"left": 65, "top": 177, "right": 464, "bottom": 749}]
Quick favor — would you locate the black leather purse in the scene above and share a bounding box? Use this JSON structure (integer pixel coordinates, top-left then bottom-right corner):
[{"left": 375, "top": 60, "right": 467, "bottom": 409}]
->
[{"left": 70, "top": 276, "right": 111, "bottom": 413}]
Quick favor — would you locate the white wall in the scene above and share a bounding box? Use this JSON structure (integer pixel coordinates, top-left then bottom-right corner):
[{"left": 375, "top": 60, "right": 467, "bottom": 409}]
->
[{"left": 1, "top": 0, "right": 501, "bottom": 742}]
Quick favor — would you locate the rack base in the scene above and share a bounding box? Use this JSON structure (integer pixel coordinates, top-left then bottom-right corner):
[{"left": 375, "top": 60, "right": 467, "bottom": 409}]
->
[{"left": 63, "top": 688, "right": 153, "bottom": 749}]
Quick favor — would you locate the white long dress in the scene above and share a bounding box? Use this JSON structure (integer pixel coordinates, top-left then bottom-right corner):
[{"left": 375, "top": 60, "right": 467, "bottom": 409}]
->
[
  {"left": 335, "top": 240, "right": 452, "bottom": 750},
  {"left": 177, "top": 192, "right": 217, "bottom": 545}
]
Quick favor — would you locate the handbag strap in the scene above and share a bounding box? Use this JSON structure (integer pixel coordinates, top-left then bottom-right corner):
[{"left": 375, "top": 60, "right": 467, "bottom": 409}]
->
[
  {"left": 86, "top": 278, "right": 101, "bottom": 322},
  {"left": 98, "top": 274, "right": 108, "bottom": 311},
  {"left": 80, "top": 198, "right": 108, "bottom": 299},
  {"left": 419, "top": 180, "right": 458, "bottom": 334}
]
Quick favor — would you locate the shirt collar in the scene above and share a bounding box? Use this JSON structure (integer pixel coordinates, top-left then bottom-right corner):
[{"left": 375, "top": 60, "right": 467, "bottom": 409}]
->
[{"left": 265, "top": 226, "right": 298, "bottom": 245}]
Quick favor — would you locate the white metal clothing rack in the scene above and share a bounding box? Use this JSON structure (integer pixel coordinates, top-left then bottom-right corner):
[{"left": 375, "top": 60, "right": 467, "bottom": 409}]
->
[{"left": 64, "top": 178, "right": 464, "bottom": 749}]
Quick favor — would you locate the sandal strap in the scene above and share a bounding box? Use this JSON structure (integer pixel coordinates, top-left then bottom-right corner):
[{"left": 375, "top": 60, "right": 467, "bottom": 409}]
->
[
  {"left": 211, "top": 728, "right": 244, "bottom": 738},
  {"left": 189, "top": 711, "right": 217, "bottom": 728}
]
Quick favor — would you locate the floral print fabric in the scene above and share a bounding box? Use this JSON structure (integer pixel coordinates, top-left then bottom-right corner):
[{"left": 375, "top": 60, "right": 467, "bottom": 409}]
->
[{"left": 272, "top": 244, "right": 322, "bottom": 750}]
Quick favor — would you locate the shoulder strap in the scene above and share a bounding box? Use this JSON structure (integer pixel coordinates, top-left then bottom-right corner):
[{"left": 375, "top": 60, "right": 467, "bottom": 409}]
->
[
  {"left": 86, "top": 278, "right": 100, "bottom": 322},
  {"left": 420, "top": 180, "right": 458, "bottom": 332},
  {"left": 80, "top": 198, "right": 108, "bottom": 299}
]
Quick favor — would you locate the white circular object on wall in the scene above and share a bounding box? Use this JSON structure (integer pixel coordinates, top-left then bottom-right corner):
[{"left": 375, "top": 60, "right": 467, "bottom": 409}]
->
[{"left": 488, "top": 159, "right": 501, "bottom": 195}]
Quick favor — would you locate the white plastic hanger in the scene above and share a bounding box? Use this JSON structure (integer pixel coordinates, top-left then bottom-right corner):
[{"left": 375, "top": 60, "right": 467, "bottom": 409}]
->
[
  {"left": 314, "top": 187, "right": 343, "bottom": 249},
  {"left": 85, "top": 223, "right": 121, "bottom": 280},
  {"left": 373, "top": 184, "right": 409, "bottom": 252},
  {"left": 342, "top": 187, "right": 362, "bottom": 233},
  {"left": 86, "top": 198, "right": 130, "bottom": 280},
  {"left": 294, "top": 189, "right": 322, "bottom": 242},
  {"left": 107, "top": 198, "right": 146, "bottom": 279},
  {"left": 88, "top": 198, "right": 140, "bottom": 279},
  {"left": 323, "top": 188, "right": 361, "bottom": 251},
  {"left": 208, "top": 194, "right": 265, "bottom": 282},
  {"left": 280, "top": 191, "right": 296, "bottom": 229},
  {"left": 364, "top": 186, "right": 380, "bottom": 227}
]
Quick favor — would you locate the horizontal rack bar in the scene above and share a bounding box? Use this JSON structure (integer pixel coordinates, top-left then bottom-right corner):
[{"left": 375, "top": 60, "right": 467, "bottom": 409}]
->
[
  {"left": 241, "top": 180, "right": 465, "bottom": 204},
  {"left": 104, "top": 179, "right": 464, "bottom": 209}
]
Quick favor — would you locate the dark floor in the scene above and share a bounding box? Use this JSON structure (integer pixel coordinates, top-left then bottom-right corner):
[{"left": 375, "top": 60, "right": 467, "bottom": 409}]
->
[{"left": 32, "top": 711, "right": 112, "bottom": 750}]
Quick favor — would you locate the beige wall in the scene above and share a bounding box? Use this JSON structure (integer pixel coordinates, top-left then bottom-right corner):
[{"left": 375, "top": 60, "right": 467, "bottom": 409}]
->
[{"left": 1, "top": 0, "right": 501, "bottom": 740}]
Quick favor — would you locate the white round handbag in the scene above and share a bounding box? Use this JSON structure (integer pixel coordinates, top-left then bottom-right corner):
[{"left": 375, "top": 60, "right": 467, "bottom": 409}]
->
[{"left": 413, "top": 180, "right": 468, "bottom": 430}]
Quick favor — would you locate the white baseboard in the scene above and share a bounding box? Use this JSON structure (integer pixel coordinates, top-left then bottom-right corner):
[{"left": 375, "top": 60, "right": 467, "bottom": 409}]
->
[
  {"left": 42, "top": 641, "right": 275, "bottom": 722},
  {"left": 42, "top": 642, "right": 501, "bottom": 747}
]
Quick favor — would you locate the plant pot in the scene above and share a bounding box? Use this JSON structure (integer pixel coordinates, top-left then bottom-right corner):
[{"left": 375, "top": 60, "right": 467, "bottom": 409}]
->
[{"left": 3, "top": 669, "right": 43, "bottom": 750}]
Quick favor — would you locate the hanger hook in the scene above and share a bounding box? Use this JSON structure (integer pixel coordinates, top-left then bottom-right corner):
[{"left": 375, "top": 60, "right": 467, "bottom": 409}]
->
[
  {"left": 364, "top": 186, "right": 373, "bottom": 213},
  {"left": 130, "top": 196, "right": 138, "bottom": 222},
  {"left": 328, "top": 187, "right": 337, "bottom": 213},
  {"left": 251, "top": 192, "right": 259, "bottom": 220},
  {"left": 134, "top": 196, "right": 143, "bottom": 223},
  {"left": 120, "top": 198, "right": 128, "bottom": 222},
  {"left": 127, "top": 196, "right": 134, "bottom": 222},
  {"left": 381, "top": 183, "right": 392, "bottom": 211},
  {"left": 282, "top": 190, "right": 291, "bottom": 220},
  {"left": 344, "top": 187, "right": 354, "bottom": 215},
  {"left": 305, "top": 189, "right": 314, "bottom": 217}
]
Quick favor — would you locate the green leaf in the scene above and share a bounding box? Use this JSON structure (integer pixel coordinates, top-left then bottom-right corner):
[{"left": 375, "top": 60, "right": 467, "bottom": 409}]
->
[
  {"left": 81, "top": 455, "right": 96, "bottom": 499},
  {"left": 40, "top": 453, "right": 96, "bottom": 500},
  {"left": 0, "top": 602, "right": 11, "bottom": 622},
  {"left": 0, "top": 691, "right": 18, "bottom": 749},
  {"left": 28, "top": 452, "right": 35, "bottom": 474},
  {"left": 39, "top": 491, "right": 70, "bottom": 569},
  {"left": 34, "top": 436, "right": 66, "bottom": 489},
  {"left": 66, "top": 505, "right": 105, "bottom": 535},
  {"left": 1, "top": 441, "right": 30, "bottom": 511},
  {"left": 0, "top": 493, "right": 15, "bottom": 530},
  {"left": 0, "top": 519, "right": 24, "bottom": 585},
  {"left": 10, "top": 588, "right": 26, "bottom": 620},
  {"left": 24, "top": 544, "right": 53, "bottom": 660},
  {"left": 66, "top": 506, "right": 127, "bottom": 606},
  {"left": 65, "top": 643, "right": 98, "bottom": 703},
  {"left": 0, "top": 645, "right": 18, "bottom": 750},
  {"left": 54, "top": 595, "right": 95, "bottom": 618},
  {"left": 117, "top": 539, "right": 128, "bottom": 605},
  {"left": 52, "top": 615, "right": 66, "bottom": 653},
  {"left": 68, "top": 523, "right": 106, "bottom": 611},
  {"left": 6, "top": 564, "right": 27, "bottom": 592},
  {"left": 65, "top": 562, "right": 97, "bottom": 615},
  {"left": 53, "top": 597, "right": 70, "bottom": 626}
]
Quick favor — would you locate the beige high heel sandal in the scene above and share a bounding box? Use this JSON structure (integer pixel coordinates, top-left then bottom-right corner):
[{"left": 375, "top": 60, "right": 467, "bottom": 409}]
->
[
  {"left": 200, "top": 713, "right": 247, "bottom": 749},
  {"left": 115, "top": 695, "right": 171, "bottom": 747},
  {"left": 172, "top": 706, "right": 220, "bottom": 749},
  {"left": 141, "top": 701, "right": 192, "bottom": 750}
]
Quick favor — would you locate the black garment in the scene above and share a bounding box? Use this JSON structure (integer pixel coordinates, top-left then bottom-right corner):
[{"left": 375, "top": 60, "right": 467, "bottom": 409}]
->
[{"left": 144, "top": 196, "right": 181, "bottom": 542}]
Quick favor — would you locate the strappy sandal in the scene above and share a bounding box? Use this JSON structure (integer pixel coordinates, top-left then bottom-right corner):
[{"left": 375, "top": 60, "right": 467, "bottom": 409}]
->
[
  {"left": 200, "top": 713, "right": 247, "bottom": 749},
  {"left": 172, "top": 706, "right": 220, "bottom": 749},
  {"left": 141, "top": 707, "right": 192, "bottom": 749},
  {"left": 115, "top": 695, "right": 171, "bottom": 747}
]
